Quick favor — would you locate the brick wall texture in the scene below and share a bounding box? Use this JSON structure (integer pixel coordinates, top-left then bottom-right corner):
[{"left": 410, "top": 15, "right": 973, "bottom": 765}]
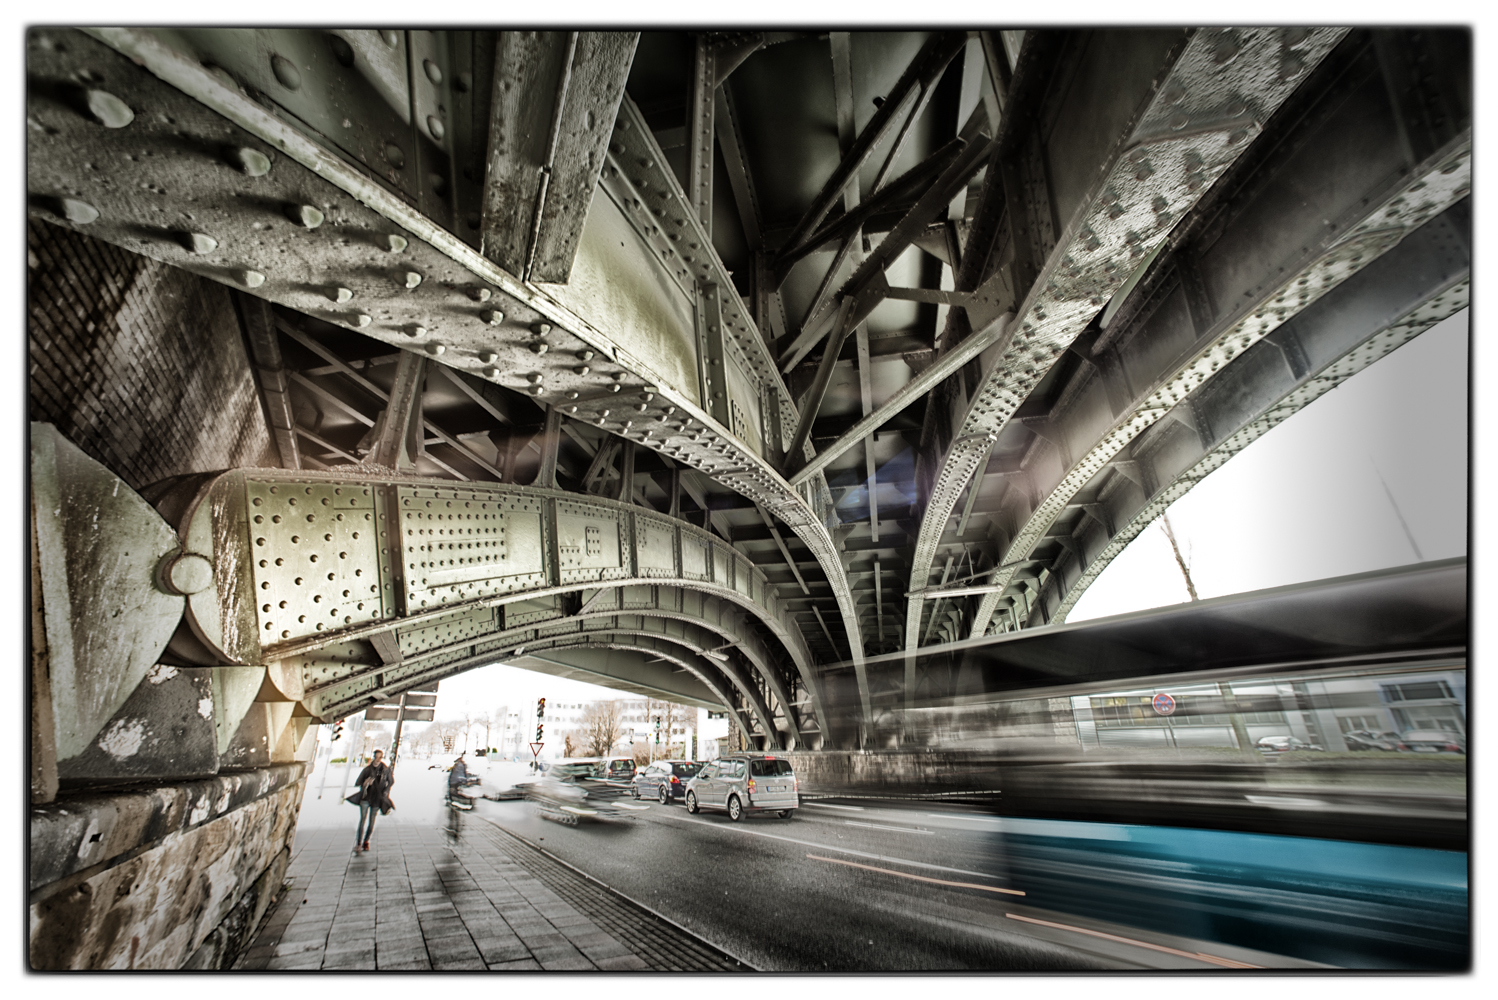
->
[{"left": 28, "top": 217, "right": 273, "bottom": 491}]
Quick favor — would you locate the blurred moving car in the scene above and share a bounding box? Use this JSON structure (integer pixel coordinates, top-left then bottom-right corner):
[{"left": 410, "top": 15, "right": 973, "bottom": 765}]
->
[
  {"left": 1399, "top": 730, "right": 1466, "bottom": 753},
  {"left": 1255, "top": 735, "right": 1324, "bottom": 754},
  {"left": 1344, "top": 730, "right": 1406, "bottom": 752},
  {"left": 684, "top": 754, "right": 798, "bottom": 820},
  {"left": 523, "top": 760, "right": 650, "bottom": 825},
  {"left": 633, "top": 760, "right": 703, "bottom": 803}
]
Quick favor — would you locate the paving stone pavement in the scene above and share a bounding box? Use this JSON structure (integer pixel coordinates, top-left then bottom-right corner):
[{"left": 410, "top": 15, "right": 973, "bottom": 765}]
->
[{"left": 236, "top": 811, "right": 747, "bottom": 972}]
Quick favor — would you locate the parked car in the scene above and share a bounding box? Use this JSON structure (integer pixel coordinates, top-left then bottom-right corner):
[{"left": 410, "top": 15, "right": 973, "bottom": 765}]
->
[
  {"left": 1343, "top": 730, "right": 1406, "bottom": 752},
  {"left": 1256, "top": 736, "right": 1324, "bottom": 754},
  {"left": 633, "top": 760, "right": 703, "bottom": 803},
  {"left": 523, "top": 760, "right": 650, "bottom": 825},
  {"left": 1399, "top": 730, "right": 1466, "bottom": 754},
  {"left": 684, "top": 754, "right": 798, "bottom": 820}
]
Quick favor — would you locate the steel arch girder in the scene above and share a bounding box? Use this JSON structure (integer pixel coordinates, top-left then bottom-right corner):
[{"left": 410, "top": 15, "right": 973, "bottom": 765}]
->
[
  {"left": 35, "top": 28, "right": 866, "bottom": 715},
  {"left": 146, "top": 465, "right": 833, "bottom": 738},
  {"left": 282, "top": 586, "right": 820, "bottom": 740},
  {"left": 303, "top": 610, "right": 801, "bottom": 747},
  {"left": 902, "top": 27, "right": 1350, "bottom": 661},
  {"left": 960, "top": 56, "right": 1473, "bottom": 634},
  {"left": 1039, "top": 230, "right": 1470, "bottom": 624}
]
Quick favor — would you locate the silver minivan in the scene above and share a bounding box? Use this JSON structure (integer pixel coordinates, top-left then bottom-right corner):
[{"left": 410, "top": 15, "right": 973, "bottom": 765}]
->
[{"left": 684, "top": 754, "right": 798, "bottom": 820}]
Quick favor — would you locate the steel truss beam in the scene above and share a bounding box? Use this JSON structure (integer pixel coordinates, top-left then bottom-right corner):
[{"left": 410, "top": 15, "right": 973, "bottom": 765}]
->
[
  {"left": 148, "top": 465, "right": 833, "bottom": 742},
  {"left": 958, "top": 34, "right": 1472, "bottom": 636},
  {"left": 31, "top": 29, "right": 871, "bottom": 730},
  {"left": 1034, "top": 205, "right": 1470, "bottom": 626},
  {"left": 902, "top": 27, "right": 1353, "bottom": 662}
]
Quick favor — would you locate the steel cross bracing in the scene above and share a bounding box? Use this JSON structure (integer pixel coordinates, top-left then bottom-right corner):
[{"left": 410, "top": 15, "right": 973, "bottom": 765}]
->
[
  {"left": 146, "top": 465, "right": 827, "bottom": 748},
  {"left": 900, "top": 28, "right": 1356, "bottom": 674},
  {"left": 946, "top": 30, "right": 1472, "bottom": 642},
  {"left": 28, "top": 29, "right": 871, "bottom": 719}
]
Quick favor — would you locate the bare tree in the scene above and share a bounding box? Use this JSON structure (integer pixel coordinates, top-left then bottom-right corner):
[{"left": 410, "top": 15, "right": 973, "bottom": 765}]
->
[
  {"left": 563, "top": 731, "right": 580, "bottom": 758},
  {"left": 1159, "top": 513, "right": 1199, "bottom": 601},
  {"left": 579, "top": 700, "right": 626, "bottom": 756},
  {"left": 473, "top": 711, "right": 494, "bottom": 752}
]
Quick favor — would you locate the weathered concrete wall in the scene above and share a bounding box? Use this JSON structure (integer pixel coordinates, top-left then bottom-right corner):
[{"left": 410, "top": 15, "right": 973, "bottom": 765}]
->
[{"left": 29, "top": 764, "right": 305, "bottom": 970}]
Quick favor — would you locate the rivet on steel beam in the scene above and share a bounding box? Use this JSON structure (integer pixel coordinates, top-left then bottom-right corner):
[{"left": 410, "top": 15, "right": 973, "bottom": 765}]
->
[
  {"left": 229, "top": 147, "right": 271, "bottom": 176},
  {"left": 577, "top": 350, "right": 594, "bottom": 361},
  {"left": 179, "top": 232, "right": 218, "bottom": 254},
  {"left": 478, "top": 350, "right": 498, "bottom": 364},
  {"left": 470, "top": 288, "right": 492, "bottom": 302},
  {"left": 239, "top": 270, "right": 266, "bottom": 288},
  {"left": 482, "top": 366, "right": 498, "bottom": 378},
  {"left": 527, "top": 373, "right": 544, "bottom": 384},
  {"left": 530, "top": 386, "right": 545, "bottom": 397},
  {"left": 636, "top": 403, "right": 649, "bottom": 412},
  {"left": 56, "top": 197, "right": 99, "bottom": 224},
  {"left": 532, "top": 342, "right": 549, "bottom": 354},
  {"left": 84, "top": 89, "right": 134, "bottom": 128},
  {"left": 532, "top": 323, "right": 552, "bottom": 337},
  {"left": 354, "top": 314, "right": 372, "bottom": 327},
  {"left": 404, "top": 271, "right": 423, "bottom": 289},
  {"left": 574, "top": 365, "right": 590, "bottom": 376},
  {"left": 384, "top": 144, "right": 405, "bottom": 168},
  {"left": 610, "top": 384, "right": 622, "bottom": 393},
  {"left": 566, "top": 392, "right": 579, "bottom": 400},
  {"left": 325, "top": 286, "right": 353, "bottom": 303},
  {"left": 407, "top": 325, "right": 427, "bottom": 338},
  {"left": 288, "top": 204, "right": 325, "bottom": 229},
  {"left": 480, "top": 309, "right": 503, "bottom": 325},
  {"left": 384, "top": 234, "right": 408, "bottom": 253},
  {"left": 426, "top": 343, "right": 446, "bottom": 356},
  {"left": 427, "top": 116, "right": 445, "bottom": 141},
  {"left": 601, "top": 410, "right": 611, "bottom": 418},
  {"left": 271, "top": 54, "right": 302, "bottom": 91},
  {"left": 424, "top": 60, "right": 443, "bottom": 85},
  {"left": 379, "top": 30, "right": 399, "bottom": 48}
]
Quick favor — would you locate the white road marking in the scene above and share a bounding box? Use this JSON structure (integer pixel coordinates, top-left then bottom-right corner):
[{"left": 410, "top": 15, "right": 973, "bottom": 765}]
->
[
  {"left": 845, "top": 820, "right": 934, "bottom": 835},
  {"left": 650, "top": 809, "right": 999, "bottom": 880},
  {"left": 804, "top": 802, "right": 865, "bottom": 811}
]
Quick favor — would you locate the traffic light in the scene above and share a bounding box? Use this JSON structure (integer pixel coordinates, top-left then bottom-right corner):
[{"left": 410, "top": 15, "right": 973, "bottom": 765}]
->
[
  {"left": 332, "top": 719, "right": 345, "bottom": 742},
  {"left": 536, "top": 725, "right": 543, "bottom": 741},
  {"left": 536, "top": 697, "right": 546, "bottom": 717}
]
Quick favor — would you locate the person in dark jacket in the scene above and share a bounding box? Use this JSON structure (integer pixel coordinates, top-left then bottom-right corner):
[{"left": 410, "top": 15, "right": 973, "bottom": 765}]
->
[{"left": 350, "top": 749, "right": 393, "bottom": 852}]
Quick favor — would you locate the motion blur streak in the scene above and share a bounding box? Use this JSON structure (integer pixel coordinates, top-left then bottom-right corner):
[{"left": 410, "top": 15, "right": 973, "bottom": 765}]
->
[
  {"left": 846, "top": 820, "right": 935, "bottom": 835},
  {"left": 1005, "top": 914, "right": 1260, "bottom": 969},
  {"left": 807, "top": 854, "right": 1026, "bottom": 895}
]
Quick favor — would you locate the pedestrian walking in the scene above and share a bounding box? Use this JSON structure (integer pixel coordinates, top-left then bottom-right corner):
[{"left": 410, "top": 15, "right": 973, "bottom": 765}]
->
[{"left": 347, "top": 749, "right": 394, "bottom": 852}]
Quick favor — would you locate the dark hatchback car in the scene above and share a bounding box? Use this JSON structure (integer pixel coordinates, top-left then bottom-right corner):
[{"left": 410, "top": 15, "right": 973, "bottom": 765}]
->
[
  {"left": 633, "top": 760, "right": 702, "bottom": 803},
  {"left": 1343, "top": 729, "right": 1406, "bottom": 752}
]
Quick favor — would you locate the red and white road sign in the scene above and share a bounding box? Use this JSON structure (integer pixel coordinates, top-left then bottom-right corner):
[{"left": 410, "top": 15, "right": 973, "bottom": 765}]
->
[
  {"left": 1152, "top": 692, "right": 1176, "bottom": 716},
  {"left": 529, "top": 742, "right": 544, "bottom": 758}
]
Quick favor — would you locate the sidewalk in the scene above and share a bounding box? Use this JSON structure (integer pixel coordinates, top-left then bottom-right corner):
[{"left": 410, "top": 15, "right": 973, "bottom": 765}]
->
[{"left": 236, "top": 800, "right": 746, "bottom": 971}]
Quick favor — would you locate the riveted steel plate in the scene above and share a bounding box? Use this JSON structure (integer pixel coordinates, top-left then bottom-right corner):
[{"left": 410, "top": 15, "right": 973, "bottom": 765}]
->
[
  {"left": 711, "top": 540, "right": 732, "bottom": 590},
  {"left": 735, "top": 558, "right": 754, "bottom": 600},
  {"left": 246, "top": 479, "right": 384, "bottom": 643},
  {"left": 555, "top": 499, "right": 626, "bottom": 583},
  {"left": 634, "top": 514, "right": 678, "bottom": 577},
  {"left": 398, "top": 605, "right": 499, "bottom": 657},
  {"left": 680, "top": 533, "right": 711, "bottom": 581},
  {"left": 503, "top": 594, "right": 568, "bottom": 628},
  {"left": 619, "top": 584, "right": 655, "bottom": 610},
  {"left": 397, "top": 486, "right": 546, "bottom": 611}
]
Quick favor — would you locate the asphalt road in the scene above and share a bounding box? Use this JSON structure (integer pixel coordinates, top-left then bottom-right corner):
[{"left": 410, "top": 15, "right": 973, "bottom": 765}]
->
[{"left": 447, "top": 774, "right": 1308, "bottom": 972}]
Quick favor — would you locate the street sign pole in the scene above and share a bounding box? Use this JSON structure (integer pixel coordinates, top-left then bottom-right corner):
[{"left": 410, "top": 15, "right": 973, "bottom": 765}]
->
[
  {"left": 316, "top": 732, "right": 333, "bottom": 799},
  {"left": 389, "top": 692, "right": 409, "bottom": 765},
  {"left": 337, "top": 715, "right": 366, "bottom": 800}
]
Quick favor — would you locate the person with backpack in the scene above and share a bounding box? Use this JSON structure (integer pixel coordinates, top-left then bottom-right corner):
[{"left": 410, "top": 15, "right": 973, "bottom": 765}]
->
[{"left": 347, "top": 749, "right": 394, "bottom": 853}]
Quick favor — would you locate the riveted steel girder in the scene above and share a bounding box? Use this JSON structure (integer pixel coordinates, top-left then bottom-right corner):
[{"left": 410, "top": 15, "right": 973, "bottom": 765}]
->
[
  {"left": 903, "top": 28, "right": 1352, "bottom": 667},
  {"left": 960, "top": 33, "right": 1471, "bottom": 636},
  {"left": 296, "top": 597, "right": 807, "bottom": 747},
  {"left": 145, "top": 464, "right": 831, "bottom": 741},
  {"left": 1039, "top": 206, "right": 1470, "bottom": 625},
  {"left": 28, "top": 28, "right": 870, "bottom": 727}
]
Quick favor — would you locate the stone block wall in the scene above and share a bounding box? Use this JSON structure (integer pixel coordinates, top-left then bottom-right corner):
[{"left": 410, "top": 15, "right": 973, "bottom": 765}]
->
[{"left": 29, "top": 764, "right": 305, "bottom": 970}]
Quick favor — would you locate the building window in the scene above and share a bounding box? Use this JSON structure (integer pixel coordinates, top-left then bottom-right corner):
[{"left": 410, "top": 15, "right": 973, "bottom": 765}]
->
[
  {"left": 1382, "top": 681, "right": 1454, "bottom": 702},
  {"left": 1338, "top": 715, "right": 1384, "bottom": 733}
]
